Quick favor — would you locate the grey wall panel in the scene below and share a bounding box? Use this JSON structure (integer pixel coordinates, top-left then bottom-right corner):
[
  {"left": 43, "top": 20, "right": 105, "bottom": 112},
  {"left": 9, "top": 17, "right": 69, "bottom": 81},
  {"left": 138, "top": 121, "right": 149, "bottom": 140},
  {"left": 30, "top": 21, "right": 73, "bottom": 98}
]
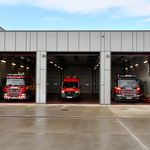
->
[
  {"left": 110, "top": 32, "right": 121, "bottom": 51},
  {"left": 68, "top": 32, "right": 78, "bottom": 51},
  {"left": 90, "top": 32, "right": 100, "bottom": 51},
  {"left": 30, "top": 32, "right": 37, "bottom": 51},
  {"left": 0, "top": 32, "right": 4, "bottom": 51},
  {"left": 104, "top": 32, "right": 110, "bottom": 52},
  {"left": 133, "top": 32, "right": 137, "bottom": 51},
  {"left": 144, "top": 32, "right": 150, "bottom": 51},
  {"left": 100, "top": 52, "right": 105, "bottom": 85},
  {"left": 57, "top": 32, "right": 68, "bottom": 51},
  {"left": 40, "top": 52, "right": 47, "bottom": 70},
  {"left": 105, "top": 52, "right": 111, "bottom": 70},
  {"left": 16, "top": 32, "right": 26, "bottom": 51},
  {"left": 104, "top": 70, "right": 110, "bottom": 104},
  {"left": 47, "top": 32, "right": 57, "bottom": 51},
  {"left": 5, "top": 32, "right": 16, "bottom": 51},
  {"left": 37, "top": 32, "right": 46, "bottom": 51},
  {"left": 26, "top": 32, "right": 31, "bottom": 51},
  {"left": 40, "top": 69, "right": 46, "bottom": 103},
  {"left": 137, "top": 32, "right": 144, "bottom": 51},
  {"left": 36, "top": 52, "right": 40, "bottom": 85},
  {"left": 100, "top": 52, "right": 105, "bottom": 104},
  {"left": 79, "top": 32, "right": 90, "bottom": 51},
  {"left": 122, "top": 32, "right": 132, "bottom": 52}
]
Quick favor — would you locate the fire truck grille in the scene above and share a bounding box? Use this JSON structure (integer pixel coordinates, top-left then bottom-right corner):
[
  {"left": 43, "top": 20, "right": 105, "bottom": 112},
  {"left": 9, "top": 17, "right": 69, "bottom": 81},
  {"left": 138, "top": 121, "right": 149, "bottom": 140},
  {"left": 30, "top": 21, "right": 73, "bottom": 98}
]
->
[
  {"left": 9, "top": 89, "right": 20, "bottom": 92},
  {"left": 65, "top": 91, "right": 75, "bottom": 96},
  {"left": 9, "top": 89, "right": 20, "bottom": 97},
  {"left": 121, "top": 89, "right": 136, "bottom": 96}
]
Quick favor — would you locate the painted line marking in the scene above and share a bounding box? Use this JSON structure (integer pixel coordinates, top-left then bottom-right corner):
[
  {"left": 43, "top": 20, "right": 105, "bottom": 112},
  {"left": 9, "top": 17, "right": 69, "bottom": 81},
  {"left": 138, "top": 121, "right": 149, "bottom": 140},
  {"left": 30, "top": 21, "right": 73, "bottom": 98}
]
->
[{"left": 117, "top": 119, "right": 149, "bottom": 150}]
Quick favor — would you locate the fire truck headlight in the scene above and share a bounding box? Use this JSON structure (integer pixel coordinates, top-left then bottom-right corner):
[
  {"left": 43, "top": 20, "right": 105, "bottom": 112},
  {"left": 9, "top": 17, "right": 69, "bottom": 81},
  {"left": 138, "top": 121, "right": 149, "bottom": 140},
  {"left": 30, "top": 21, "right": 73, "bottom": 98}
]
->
[{"left": 61, "top": 90, "right": 65, "bottom": 93}]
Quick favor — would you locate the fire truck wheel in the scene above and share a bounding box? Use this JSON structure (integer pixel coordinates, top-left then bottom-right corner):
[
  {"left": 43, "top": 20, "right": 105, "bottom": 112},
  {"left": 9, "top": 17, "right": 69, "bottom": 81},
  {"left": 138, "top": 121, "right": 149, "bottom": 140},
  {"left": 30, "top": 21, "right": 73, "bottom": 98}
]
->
[{"left": 114, "top": 95, "right": 118, "bottom": 102}]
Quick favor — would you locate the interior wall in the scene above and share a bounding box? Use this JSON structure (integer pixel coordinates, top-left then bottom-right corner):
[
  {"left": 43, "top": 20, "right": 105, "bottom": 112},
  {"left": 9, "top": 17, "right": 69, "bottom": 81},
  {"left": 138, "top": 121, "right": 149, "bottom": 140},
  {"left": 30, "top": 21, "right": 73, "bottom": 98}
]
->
[
  {"left": 64, "top": 66, "right": 93, "bottom": 94},
  {"left": 111, "top": 66, "right": 123, "bottom": 83},
  {"left": 93, "top": 68, "right": 99, "bottom": 94},
  {"left": 47, "top": 65, "right": 99, "bottom": 94},
  {"left": 47, "top": 66, "right": 61, "bottom": 94},
  {"left": 0, "top": 56, "right": 36, "bottom": 86},
  {"left": 126, "top": 58, "right": 150, "bottom": 97}
]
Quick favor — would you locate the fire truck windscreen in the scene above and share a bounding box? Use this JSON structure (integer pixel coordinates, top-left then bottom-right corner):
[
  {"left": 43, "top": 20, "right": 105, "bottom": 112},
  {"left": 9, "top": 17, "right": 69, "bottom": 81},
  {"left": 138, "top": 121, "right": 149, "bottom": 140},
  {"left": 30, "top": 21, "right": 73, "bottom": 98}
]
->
[
  {"left": 6, "top": 78, "right": 27, "bottom": 86},
  {"left": 118, "top": 79, "right": 139, "bottom": 88},
  {"left": 63, "top": 82, "right": 78, "bottom": 88}
]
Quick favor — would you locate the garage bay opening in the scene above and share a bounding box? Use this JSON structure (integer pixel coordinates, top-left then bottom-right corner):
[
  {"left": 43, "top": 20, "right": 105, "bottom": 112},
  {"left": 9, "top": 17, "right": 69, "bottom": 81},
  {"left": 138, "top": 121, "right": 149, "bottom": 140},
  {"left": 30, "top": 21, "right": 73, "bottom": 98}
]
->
[
  {"left": 47, "top": 52, "right": 100, "bottom": 104},
  {"left": 0, "top": 52, "right": 36, "bottom": 103},
  {"left": 111, "top": 52, "right": 150, "bottom": 104}
]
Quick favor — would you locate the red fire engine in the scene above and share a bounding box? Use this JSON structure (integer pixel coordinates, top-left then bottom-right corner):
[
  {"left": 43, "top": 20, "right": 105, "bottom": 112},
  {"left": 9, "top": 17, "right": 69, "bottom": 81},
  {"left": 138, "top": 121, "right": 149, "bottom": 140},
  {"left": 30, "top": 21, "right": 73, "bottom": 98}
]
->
[
  {"left": 112, "top": 75, "right": 142, "bottom": 102},
  {"left": 61, "top": 76, "right": 81, "bottom": 99},
  {"left": 2, "top": 73, "right": 34, "bottom": 100}
]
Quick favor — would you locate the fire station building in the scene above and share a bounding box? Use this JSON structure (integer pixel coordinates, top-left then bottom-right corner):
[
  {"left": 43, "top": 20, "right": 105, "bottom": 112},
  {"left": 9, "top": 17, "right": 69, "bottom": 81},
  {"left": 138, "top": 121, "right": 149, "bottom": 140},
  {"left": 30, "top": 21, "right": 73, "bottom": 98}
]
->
[{"left": 0, "top": 30, "right": 150, "bottom": 104}]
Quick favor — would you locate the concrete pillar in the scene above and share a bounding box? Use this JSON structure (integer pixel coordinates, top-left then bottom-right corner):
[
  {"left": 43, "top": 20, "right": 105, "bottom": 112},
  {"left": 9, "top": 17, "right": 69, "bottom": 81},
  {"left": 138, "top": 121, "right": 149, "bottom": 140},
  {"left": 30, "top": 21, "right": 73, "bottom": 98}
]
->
[
  {"left": 36, "top": 52, "right": 47, "bottom": 104},
  {"left": 100, "top": 51, "right": 111, "bottom": 104}
]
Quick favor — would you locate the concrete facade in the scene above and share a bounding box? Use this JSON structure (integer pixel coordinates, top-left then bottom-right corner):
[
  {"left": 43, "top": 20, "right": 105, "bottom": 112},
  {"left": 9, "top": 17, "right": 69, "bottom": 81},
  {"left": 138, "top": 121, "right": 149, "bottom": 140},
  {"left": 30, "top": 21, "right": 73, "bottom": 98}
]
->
[{"left": 0, "top": 31, "right": 150, "bottom": 104}]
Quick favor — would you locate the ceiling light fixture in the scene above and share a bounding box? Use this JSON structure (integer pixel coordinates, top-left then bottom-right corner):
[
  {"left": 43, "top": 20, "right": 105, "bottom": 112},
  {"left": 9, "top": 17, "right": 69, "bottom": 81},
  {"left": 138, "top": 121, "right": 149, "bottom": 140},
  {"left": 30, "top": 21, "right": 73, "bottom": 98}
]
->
[
  {"left": 130, "top": 66, "right": 133, "bottom": 69},
  {"left": 144, "top": 61, "right": 148, "bottom": 64},
  {"left": 12, "top": 63, "right": 16, "bottom": 66},
  {"left": 1, "top": 60, "right": 6, "bottom": 63},
  {"left": 20, "top": 65, "right": 24, "bottom": 68}
]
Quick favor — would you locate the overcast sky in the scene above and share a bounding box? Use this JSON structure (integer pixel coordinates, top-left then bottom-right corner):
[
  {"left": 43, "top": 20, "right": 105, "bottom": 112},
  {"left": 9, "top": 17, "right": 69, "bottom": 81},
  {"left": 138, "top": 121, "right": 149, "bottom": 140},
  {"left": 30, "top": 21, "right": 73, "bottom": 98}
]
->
[{"left": 0, "top": 0, "right": 150, "bottom": 30}]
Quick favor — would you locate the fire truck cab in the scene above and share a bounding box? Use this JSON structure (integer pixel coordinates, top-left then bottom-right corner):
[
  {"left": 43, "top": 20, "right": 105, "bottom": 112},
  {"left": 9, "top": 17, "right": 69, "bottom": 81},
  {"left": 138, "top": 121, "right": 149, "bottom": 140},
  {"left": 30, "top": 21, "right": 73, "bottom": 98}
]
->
[
  {"left": 61, "top": 76, "right": 80, "bottom": 100},
  {"left": 2, "top": 73, "right": 34, "bottom": 100},
  {"left": 112, "top": 75, "right": 142, "bottom": 102}
]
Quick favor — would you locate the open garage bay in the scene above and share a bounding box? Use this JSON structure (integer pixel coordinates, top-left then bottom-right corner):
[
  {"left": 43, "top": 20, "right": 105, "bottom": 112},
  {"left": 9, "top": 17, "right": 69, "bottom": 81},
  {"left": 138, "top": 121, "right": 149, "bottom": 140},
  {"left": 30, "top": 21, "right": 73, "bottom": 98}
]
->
[
  {"left": 0, "top": 52, "right": 36, "bottom": 103},
  {"left": 47, "top": 52, "right": 100, "bottom": 104},
  {"left": 111, "top": 52, "right": 150, "bottom": 104}
]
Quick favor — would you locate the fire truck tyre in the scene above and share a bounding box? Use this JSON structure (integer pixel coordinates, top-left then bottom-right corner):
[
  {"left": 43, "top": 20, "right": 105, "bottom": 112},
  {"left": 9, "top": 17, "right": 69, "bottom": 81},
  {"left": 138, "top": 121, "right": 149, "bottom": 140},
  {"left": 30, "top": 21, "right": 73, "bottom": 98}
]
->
[
  {"left": 114, "top": 95, "right": 118, "bottom": 102},
  {"left": 28, "top": 91, "right": 33, "bottom": 100}
]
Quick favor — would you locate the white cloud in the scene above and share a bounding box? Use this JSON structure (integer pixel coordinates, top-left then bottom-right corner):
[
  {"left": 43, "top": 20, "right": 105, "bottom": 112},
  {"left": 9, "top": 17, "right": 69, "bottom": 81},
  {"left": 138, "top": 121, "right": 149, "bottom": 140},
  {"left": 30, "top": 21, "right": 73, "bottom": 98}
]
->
[
  {"left": 1, "top": 0, "right": 150, "bottom": 17},
  {"left": 144, "top": 18, "right": 150, "bottom": 22}
]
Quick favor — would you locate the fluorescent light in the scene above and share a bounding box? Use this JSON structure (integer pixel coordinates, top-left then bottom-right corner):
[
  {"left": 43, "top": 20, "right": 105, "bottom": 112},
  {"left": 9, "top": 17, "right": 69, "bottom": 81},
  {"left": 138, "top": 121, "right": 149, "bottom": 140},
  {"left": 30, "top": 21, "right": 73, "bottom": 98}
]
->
[
  {"left": 125, "top": 59, "right": 128, "bottom": 62},
  {"left": 60, "top": 68, "right": 63, "bottom": 70},
  {"left": 135, "top": 64, "right": 138, "bottom": 67},
  {"left": 12, "top": 63, "right": 16, "bottom": 66},
  {"left": 130, "top": 66, "right": 133, "bottom": 69},
  {"left": 20, "top": 57, "right": 24, "bottom": 59},
  {"left": 94, "top": 67, "right": 97, "bottom": 70},
  {"left": 1, "top": 60, "right": 6, "bottom": 63},
  {"left": 54, "top": 64, "right": 57, "bottom": 67},
  {"left": 50, "top": 61, "right": 53, "bottom": 64},
  {"left": 58, "top": 66, "right": 60, "bottom": 69},
  {"left": 125, "top": 68, "right": 128, "bottom": 70},
  {"left": 144, "top": 61, "right": 148, "bottom": 64},
  {"left": 20, "top": 65, "right": 24, "bottom": 68},
  {"left": 26, "top": 67, "right": 30, "bottom": 70}
]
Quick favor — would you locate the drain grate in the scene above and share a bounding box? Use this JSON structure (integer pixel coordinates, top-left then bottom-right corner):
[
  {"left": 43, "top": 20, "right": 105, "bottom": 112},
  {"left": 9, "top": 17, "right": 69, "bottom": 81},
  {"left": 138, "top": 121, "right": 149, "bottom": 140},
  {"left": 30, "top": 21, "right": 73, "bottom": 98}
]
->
[{"left": 60, "top": 106, "right": 70, "bottom": 111}]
